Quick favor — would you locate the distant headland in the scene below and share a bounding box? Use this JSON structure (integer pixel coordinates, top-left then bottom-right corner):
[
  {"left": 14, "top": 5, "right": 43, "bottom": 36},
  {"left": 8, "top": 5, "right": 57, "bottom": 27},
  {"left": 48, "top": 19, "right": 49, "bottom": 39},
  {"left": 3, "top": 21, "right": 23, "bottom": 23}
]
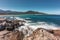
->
[{"left": 0, "top": 9, "right": 48, "bottom": 15}]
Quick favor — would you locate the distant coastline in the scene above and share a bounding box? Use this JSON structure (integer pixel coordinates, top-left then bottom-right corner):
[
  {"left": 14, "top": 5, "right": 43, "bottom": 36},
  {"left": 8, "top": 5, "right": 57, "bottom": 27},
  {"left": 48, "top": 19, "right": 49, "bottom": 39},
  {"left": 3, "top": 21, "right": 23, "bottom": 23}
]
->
[
  {"left": 0, "top": 9, "right": 48, "bottom": 15},
  {"left": 0, "top": 9, "right": 59, "bottom": 15}
]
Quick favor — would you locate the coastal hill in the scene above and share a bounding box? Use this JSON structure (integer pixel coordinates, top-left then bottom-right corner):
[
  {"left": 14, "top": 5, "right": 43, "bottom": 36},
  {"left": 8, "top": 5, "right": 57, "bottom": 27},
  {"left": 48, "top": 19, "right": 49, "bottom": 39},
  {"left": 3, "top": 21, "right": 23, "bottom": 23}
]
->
[{"left": 0, "top": 9, "right": 47, "bottom": 15}]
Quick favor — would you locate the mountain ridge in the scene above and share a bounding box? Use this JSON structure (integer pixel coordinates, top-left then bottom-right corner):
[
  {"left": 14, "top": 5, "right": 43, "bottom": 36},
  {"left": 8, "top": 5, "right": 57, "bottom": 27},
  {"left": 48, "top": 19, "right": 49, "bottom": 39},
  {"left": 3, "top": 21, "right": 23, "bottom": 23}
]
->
[{"left": 0, "top": 9, "right": 47, "bottom": 15}]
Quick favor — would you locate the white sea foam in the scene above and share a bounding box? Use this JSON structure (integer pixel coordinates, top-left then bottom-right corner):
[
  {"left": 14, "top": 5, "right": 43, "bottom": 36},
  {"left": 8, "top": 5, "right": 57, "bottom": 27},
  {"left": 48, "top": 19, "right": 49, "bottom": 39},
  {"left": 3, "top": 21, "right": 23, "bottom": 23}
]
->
[
  {"left": 1, "top": 16, "right": 59, "bottom": 36},
  {"left": 15, "top": 17, "right": 24, "bottom": 20},
  {"left": 2, "top": 16, "right": 59, "bottom": 30},
  {"left": 24, "top": 22, "right": 59, "bottom": 30},
  {"left": 14, "top": 16, "right": 60, "bottom": 36},
  {"left": 14, "top": 17, "right": 60, "bottom": 30},
  {"left": 18, "top": 21, "right": 60, "bottom": 36}
]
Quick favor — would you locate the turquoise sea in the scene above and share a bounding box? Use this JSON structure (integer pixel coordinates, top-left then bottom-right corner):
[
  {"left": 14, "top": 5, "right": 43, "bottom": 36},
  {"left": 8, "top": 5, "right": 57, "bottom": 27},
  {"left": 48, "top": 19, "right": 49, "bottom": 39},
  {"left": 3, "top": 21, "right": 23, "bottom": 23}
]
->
[
  {"left": 17, "top": 15, "right": 60, "bottom": 26},
  {"left": 1, "top": 14, "right": 60, "bottom": 28}
]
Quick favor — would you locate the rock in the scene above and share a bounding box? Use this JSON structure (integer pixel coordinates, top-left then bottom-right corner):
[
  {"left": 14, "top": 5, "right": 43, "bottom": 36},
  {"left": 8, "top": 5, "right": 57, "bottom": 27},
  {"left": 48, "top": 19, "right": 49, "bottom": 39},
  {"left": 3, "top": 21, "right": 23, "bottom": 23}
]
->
[
  {"left": 0, "top": 28, "right": 60, "bottom": 40},
  {"left": 0, "top": 30, "right": 24, "bottom": 40},
  {"left": 0, "top": 25, "right": 5, "bottom": 31},
  {"left": 52, "top": 30, "right": 60, "bottom": 36},
  {"left": 9, "top": 30, "right": 24, "bottom": 40},
  {"left": 24, "top": 28, "right": 60, "bottom": 40}
]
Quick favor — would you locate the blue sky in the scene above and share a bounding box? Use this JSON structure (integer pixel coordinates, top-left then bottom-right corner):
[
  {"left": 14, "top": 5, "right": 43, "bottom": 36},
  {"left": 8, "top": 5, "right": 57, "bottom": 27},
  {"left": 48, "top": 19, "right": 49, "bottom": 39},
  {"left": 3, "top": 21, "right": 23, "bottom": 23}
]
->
[{"left": 0, "top": 0, "right": 60, "bottom": 14}]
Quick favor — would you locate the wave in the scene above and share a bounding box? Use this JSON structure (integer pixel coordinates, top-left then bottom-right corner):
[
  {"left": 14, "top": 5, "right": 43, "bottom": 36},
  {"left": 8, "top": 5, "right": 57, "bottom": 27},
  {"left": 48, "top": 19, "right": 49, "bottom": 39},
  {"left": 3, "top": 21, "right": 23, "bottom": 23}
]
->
[
  {"left": 18, "top": 21, "right": 60, "bottom": 37},
  {"left": 0, "top": 16, "right": 60, "bottom": 36},
  {"left": 12, "top": 16, "right": 60, "bottom": 30},
  {"left": 0, "top": 16, "right": 59, "bottom": 30},
  {"left": 13, "top": 17, "right": 60, "bottom": 36}
]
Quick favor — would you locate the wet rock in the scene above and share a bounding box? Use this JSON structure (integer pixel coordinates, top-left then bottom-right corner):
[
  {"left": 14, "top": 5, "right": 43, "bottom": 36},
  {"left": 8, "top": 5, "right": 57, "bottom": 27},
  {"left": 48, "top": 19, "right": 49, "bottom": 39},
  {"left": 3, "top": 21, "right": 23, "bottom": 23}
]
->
[{"left": 0, "top": 25, "right": 5, "bottom": 31}]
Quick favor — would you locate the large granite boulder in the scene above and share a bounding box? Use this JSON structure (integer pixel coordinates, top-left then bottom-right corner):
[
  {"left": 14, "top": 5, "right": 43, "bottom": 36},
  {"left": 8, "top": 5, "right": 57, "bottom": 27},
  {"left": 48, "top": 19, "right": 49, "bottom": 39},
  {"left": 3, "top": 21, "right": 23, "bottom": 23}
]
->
[
  {"left": 0, "top": 30, "right": 24, "bottom": 40},
  {"left": 23, "top": 28, "right": 60, "bottom": 40}
]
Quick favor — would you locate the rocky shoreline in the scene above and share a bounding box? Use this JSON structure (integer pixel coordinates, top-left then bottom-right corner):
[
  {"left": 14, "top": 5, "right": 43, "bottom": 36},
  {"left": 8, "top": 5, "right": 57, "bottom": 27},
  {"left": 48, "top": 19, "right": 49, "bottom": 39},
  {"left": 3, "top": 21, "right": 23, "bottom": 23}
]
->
[{"left": 0, "top": 18, "right": 60, "bottom": 40}]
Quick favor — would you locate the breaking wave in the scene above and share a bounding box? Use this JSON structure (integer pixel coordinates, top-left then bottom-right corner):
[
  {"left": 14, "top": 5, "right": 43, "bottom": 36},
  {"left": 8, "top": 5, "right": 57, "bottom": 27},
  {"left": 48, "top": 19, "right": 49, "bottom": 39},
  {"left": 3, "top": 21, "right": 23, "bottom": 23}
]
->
[
  {"left": 14, "top": 17, "right": 60, "bottom": 30},
  {"left": 13, "top": 17, "right": 60, "bottom": 36},
  {"left": 0, "top": 16, "right": 59, "bottom": 30},
  {"left": 0, "top": 16, "right": 60, "bottom": 36}
]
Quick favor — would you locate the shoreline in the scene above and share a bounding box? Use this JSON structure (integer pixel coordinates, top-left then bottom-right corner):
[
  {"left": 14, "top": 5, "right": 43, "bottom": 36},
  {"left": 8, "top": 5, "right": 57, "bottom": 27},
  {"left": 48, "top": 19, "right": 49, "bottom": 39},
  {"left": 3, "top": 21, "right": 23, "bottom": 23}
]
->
[{"left": 0, "top": 15, "right": 60, "bottom": 30}]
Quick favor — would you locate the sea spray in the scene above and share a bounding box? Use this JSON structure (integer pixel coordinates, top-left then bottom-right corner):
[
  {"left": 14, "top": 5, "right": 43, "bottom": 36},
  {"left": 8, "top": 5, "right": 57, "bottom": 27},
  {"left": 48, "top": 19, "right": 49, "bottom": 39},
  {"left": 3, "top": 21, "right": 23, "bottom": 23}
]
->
[
  {"left": 8, "top": 16, "right": 60, "bottom": 30},
  {"left": 5, "top": 16, "right": 60, "bottom": 36},
  {"left": 18, "top": 20, "right": 60, "bottom": 37}
]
